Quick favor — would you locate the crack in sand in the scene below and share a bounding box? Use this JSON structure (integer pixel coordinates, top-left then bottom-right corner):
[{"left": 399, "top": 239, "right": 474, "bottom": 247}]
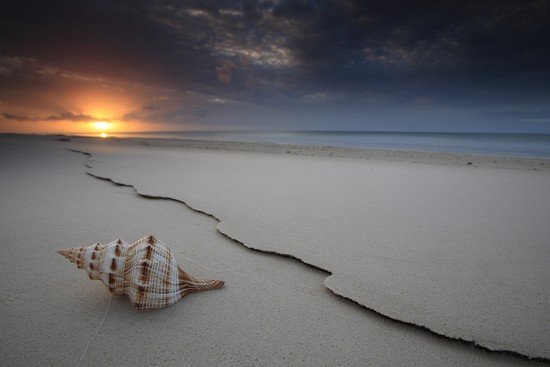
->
[{"left": 66, "top": 148, "right": 548, "bottom": 362}]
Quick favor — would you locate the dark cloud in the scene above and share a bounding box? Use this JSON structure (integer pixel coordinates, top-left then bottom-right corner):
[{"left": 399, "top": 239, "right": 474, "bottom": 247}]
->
[
  {"left": 2, "top": 113, "right": 31, "bottom": 121},
  {"left": 2, "top": 112, "right": 101, "bottom": 122},
  {"left": 142, "top": 104, "right": 160, "bottom": 111},
  {"left": 45, "top": 112, "right": 100, "bottom": 121},
  {"left": 1, "top": 0, "right": 549, "bottom": 132},
  {"left": 215, "top": 60, "right": 236, "bottom": 83}
]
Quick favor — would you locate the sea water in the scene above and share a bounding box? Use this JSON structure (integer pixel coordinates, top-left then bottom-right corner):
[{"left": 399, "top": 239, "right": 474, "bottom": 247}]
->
[{"left": 82, "top": 131, "right": 550, "bottom": 158}]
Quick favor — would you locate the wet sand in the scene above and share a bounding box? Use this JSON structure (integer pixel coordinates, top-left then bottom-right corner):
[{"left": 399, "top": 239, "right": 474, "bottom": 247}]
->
[{"left": 1, "top": 134, "right": 549, "bottom": 365}]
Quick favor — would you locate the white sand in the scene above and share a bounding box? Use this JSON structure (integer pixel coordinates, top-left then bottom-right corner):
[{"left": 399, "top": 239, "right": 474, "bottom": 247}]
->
[{"left": 0, "top": 134, "right": 548, "bottom": 365}]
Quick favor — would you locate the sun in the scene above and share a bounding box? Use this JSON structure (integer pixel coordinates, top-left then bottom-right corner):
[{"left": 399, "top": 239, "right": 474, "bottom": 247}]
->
[{"left": 94, "top": 121, "right": 112, "bottom": 131}]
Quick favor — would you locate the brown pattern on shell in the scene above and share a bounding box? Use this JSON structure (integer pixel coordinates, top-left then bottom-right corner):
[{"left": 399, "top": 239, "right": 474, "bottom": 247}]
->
[{"left": 57, "top": 235, "right": 224, "bottom": 309}]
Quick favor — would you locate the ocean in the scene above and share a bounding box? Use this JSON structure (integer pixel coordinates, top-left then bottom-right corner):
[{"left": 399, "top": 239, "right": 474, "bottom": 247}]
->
[{"left": 79, "top": 131, "right": 550, "bottom": 158}]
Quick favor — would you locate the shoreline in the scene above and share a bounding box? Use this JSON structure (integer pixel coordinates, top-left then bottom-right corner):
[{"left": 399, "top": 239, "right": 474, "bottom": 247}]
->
[{"left": 4, "top": 133, "right": 550, "bottom": 171}]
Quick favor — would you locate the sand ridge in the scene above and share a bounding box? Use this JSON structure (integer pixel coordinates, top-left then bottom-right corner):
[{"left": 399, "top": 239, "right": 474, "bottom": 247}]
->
[
  {"left": 55, "top": 135, "right": 550, "bottom": 360},
  {"left": 5, "top": 135, "right": 549, "bottom": 365}
]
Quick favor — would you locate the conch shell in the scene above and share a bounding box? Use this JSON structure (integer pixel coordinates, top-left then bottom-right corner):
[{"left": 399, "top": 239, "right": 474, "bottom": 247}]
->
[{"left": 57, "top": 235, "right": 224, "bottom": 309}]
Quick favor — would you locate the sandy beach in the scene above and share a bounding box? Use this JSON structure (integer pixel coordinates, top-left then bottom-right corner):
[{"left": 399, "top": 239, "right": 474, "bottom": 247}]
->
[{"left": 1, "top": 134, "right": 549, "bottom": 366}]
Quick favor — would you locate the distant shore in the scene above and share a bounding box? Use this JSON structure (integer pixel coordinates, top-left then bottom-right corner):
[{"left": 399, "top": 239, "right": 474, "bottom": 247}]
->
[
  {"left": 59, "top": 130, "right": 550, "bottom": 159},
  {"left": 4, "top": 133, "right": 550, "bottom": 171}
]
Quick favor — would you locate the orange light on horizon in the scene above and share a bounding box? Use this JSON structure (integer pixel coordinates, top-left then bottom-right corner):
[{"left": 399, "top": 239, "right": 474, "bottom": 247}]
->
[{"left": 94, "top": 121, "right": 112, "bottom": 131}]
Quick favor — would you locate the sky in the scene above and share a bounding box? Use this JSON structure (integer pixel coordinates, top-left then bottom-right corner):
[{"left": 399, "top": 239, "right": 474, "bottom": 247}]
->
[{"left": 1, "top": 0, "right": 549, "bottom": 134}]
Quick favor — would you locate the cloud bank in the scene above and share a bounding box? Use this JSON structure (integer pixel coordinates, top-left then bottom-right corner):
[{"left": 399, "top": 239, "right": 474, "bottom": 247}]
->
[{"left": 1, "top": 0, "right": 549, "bottom": 132}]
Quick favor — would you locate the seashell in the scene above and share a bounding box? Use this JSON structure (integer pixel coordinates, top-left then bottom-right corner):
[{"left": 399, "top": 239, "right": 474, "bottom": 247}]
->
[{"left": 57, "top": 235, "right": 224, "bottom": 309}]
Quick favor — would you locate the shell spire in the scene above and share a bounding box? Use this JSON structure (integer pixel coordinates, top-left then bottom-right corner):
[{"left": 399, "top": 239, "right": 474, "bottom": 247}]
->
[
  {"left": 57, "top": 235, "right": 224, "bottom": 309},
  {"left": 57, "top": 247, "right": 78, "bottom": 262}
]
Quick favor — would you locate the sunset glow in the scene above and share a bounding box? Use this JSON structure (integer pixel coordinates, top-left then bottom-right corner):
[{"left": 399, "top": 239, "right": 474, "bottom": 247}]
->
[
  {"left": 1, "top": 1, "right": 549, "bottom": 134},
  {"left": 94, "top": 121, "right": 112, "bottom": 132}
]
